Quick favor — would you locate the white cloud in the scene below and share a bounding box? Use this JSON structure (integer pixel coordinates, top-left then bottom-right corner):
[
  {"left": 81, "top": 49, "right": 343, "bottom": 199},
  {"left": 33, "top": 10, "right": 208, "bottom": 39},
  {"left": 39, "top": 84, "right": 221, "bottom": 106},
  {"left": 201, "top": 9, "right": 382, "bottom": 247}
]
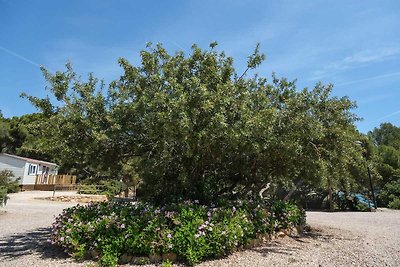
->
[
  {"left": 0, "top": 45, "right": 42, "bottom": 68},
  {"left": 343, "top": 47, "right": 400, "bottom": 64},
  {"left": 335, "top": 71, "right": 400, "bottom": 87},
  {"left": 371, "top": 109, "right": 400, "bottom": 123},
  {"left": 309, "top": 46, "right": 400, "bottom": 80}
]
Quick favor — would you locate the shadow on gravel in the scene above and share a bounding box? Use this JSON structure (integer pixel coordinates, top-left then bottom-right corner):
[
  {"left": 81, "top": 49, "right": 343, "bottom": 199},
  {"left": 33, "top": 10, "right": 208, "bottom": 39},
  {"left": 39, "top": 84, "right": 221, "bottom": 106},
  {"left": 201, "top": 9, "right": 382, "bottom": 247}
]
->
[
  {"left": 301, "top": 228, "right": 336, "bottom": 241},
  {"left": 252, "top": 228, "right": 338, "bottom": 257},
  {"left": 0, "top": 227, "right": 68, "bottom": 261}
]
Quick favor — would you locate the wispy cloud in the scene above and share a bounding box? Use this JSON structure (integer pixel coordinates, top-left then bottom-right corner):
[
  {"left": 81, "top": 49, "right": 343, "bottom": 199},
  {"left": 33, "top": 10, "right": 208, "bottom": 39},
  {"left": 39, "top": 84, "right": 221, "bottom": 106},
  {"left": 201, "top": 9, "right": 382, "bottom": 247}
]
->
[
  {"left": 0, "top": 45, "right": 42, "bottom": 68},
  {"left": 342, "top": 47, "right": 400, "bottom": 65},
  {"left": 309, "top": 46, "right": 400, "bottom": 81},
  {"left": 371, "top": 109, "right": 400, "bottom": 123},
  {"left": 335, "top": 71, "right": 400, "bottom": 87}
]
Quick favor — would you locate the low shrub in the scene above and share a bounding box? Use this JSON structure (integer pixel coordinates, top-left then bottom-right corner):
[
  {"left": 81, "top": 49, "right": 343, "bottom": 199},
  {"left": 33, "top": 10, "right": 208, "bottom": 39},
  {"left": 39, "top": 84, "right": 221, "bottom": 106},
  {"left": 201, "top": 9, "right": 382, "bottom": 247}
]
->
[
  {"left": 0, "top": 186, "right": 7, "bottom": 207},
  {"left": 99, "top": 180, "right": 124, "bottom": 199},
  {"left": 0, "top": 170, "right": 20, "bottom": 206},
  {"left": 51, "top": 199, "right": 305, "bottom": 266},
  {"left": 77, "top": 184, "right": 99, "bottom": 195},
  {"left": 388, "top": 198, "right": 400, "bottom": 209},
  {"left": 377, "top": 180, "right": 400, "bottom": 209},
  {"left": 77, "top": 180, "right": 125, "bottom": 200}
]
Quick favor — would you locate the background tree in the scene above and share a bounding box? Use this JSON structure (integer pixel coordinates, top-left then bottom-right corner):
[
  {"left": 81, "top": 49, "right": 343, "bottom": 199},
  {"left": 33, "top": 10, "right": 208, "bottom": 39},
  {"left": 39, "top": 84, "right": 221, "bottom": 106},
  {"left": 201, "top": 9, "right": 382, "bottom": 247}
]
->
[{"left": 369, "top": 123, "right": 400, "bottom": 187}]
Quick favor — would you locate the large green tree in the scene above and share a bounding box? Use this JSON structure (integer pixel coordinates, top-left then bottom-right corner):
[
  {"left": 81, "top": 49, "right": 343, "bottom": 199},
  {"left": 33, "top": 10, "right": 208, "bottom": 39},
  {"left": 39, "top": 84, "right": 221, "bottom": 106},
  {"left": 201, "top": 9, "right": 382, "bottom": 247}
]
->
[{"left": 24, "top": 43, "right": 363, "bottom": 204}]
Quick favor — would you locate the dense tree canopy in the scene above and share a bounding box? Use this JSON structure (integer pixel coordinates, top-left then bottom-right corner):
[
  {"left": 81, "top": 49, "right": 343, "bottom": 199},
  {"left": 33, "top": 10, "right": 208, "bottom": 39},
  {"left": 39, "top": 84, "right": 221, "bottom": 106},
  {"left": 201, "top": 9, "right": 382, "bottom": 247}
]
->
[
  {"left": 369, "top": 123, "right": 400, "bottom": 186},
  {"left": 22, "top": 43, "right": 370, "bottom": 204}
]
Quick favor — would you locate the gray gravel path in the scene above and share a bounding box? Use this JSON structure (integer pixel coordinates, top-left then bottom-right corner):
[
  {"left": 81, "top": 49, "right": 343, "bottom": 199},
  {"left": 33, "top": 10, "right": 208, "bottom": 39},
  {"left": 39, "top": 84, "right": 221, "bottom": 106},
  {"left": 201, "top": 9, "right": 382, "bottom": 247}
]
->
[
  {"left": 1, "top": 192, "right": 399, "bottom": 266},
  {"left": 0, "top": 191, "right": 89, "bottom": 267}
]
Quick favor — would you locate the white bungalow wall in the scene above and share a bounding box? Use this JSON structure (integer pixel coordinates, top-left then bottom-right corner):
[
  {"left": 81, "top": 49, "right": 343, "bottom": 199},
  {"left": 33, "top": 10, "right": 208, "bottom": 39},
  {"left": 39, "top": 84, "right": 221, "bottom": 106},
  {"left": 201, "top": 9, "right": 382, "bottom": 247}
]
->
[
  {"left": 23, "top": 162, "right": 59, "bottom": 185},
  {"left": 0, "top": 154, "right": 25, "bottom": 184},
  {"left": 0, "top": 154, "right": 59, "bottom": 185}
]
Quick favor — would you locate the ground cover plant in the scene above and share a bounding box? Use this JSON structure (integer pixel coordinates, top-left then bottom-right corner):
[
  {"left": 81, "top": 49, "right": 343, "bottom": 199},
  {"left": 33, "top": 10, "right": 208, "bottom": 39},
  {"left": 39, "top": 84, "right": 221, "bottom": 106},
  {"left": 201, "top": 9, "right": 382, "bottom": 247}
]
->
[{"left": 51, "top": 199, "right": 305, "bottom": 266}]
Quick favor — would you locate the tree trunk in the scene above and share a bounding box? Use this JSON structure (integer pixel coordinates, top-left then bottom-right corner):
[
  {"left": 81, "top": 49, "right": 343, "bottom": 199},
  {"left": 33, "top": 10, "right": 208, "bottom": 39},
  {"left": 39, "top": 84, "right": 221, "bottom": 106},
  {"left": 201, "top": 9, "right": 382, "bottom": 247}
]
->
[
  {"left": 328, "top": 187, "right": 334, "bottom": 211},
  {"left": 283, "top": 180, "right": 303, "bottom": 201}
]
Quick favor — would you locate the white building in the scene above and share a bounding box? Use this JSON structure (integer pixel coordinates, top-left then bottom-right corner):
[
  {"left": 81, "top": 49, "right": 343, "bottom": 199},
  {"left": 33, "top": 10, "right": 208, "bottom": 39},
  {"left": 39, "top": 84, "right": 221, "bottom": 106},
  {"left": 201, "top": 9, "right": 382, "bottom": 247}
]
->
[{"left": 0, "top": 153, "right": 58, "bottom": 189}]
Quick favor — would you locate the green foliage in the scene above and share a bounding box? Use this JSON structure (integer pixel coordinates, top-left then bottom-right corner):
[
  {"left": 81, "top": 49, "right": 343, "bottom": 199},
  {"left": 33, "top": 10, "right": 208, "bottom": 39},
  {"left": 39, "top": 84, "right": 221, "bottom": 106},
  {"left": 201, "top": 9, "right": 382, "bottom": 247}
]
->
[
  {"left": 369, "top": 123, "right": 400, "bottom": 187},
  {"left": 24, "top": 43, "right": 362, "bottom": 204},
  {"left": 377, "top": 180, "right": 400, "bottom": 208},
  {"left": 0, "top": 113, "right": 52, "bottom": 160},
  {"left": 0, "top": 186, "right": 7, "bottom": 207},
  {"left": 77, "top": 184, "right": 99, "bottom": 195},
  {"left": 370, "top": 123, "right": 400, "bottom": 149},
  {"left": 0, "top": 170, "right": 20, "bottom": 193},
  {"left": 161, "top": 260, "right": 173, "bottom": 267},
  {"left": 0, "top": 170, "right": 20, "bottom": 207},
  {"left": 99, "top": 180, "right": 124, "bottom": 199},
  {"left": 355, "top": 202, "right": 371, "bottom": 212},
  {"left": 77, "top": 180, "right": 124, "bottom": 199},
  {"left": 51, "top": 200, "right": 305, "bottom": 266},
  {"left": 388, "top": 198, "right": 400, "bottom": 209}
]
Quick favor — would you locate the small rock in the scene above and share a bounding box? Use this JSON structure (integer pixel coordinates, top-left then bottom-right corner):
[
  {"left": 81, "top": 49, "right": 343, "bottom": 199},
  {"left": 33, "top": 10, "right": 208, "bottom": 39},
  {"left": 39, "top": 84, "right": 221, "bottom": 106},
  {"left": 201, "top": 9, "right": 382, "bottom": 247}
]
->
[
  {"left": 162, "top": 252, "right": 177, "bottom": 262},
  {"left": 149, "top": 253, "right": 162, "bottom": 263},
  {"left": 289, "top": 227, "right": 299, "bottom": 237},
  {"left": 277, "top": 231, "right": 286, "bottom": 238},
  {"left": 90, "top": 250, "right": 100, "bottom": 259},
  {"left": 119, "top": 253, "right": 133, "bottom": 264},
  {"left": 244, "top": 239, "right": 255, "bottom": 249}
]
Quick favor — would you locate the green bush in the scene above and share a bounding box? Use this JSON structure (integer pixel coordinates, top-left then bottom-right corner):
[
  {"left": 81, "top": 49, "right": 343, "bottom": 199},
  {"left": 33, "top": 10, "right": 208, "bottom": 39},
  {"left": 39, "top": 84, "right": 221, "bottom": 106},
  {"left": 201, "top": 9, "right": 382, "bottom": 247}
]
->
[
  {"left": 99, "top": 180, "right": 124, "bottom": 199},
  {"left": 0, "top": 170, "right": 20, "bottom": 193},
  {"left": 0, "top": 170, "right": 20, "bottom": 206},
  {"left": 77, "top": 184, "right": 99, "bottom": 195},
  {"left": 51, "top": 199, "right": 305, "bottom": 266},
  {"left": 355, "top": 202, "right": 371, "bottom": 212},
  {"left": 377, "top": 180, "right": 400, "bottom": 209},
  {"left": 388, "top": 198, "right": 400, "bottom": 209},
  {"left": 0, "top": 186, "right": 8, "bottom": 207},
  {"left": 77, "top": 180, "right": 124, "bottom": 199}
]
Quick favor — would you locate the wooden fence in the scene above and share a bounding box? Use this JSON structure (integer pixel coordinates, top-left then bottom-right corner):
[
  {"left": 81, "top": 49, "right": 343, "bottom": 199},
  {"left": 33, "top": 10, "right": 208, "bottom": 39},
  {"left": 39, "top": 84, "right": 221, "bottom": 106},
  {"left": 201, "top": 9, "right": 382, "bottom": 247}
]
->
[{"left": 35, "top": 174, "right": 77, "bottom": 185}]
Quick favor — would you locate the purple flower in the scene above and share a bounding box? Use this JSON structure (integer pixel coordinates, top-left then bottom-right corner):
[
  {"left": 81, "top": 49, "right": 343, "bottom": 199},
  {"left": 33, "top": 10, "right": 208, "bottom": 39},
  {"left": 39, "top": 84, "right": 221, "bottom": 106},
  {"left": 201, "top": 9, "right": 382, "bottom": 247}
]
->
[
  {"left": 121, "top": 224, "right": 125, "bottom": 229},
  {"left": 167, "top": 233, "right": 172, "bottom": 239}
]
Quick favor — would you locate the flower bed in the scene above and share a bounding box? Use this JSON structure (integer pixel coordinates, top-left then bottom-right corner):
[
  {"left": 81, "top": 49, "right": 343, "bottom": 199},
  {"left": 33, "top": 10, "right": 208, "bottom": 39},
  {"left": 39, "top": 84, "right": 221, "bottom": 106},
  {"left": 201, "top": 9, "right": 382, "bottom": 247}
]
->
[{"left": 51, "top": 199, "right": 305, "bottom": 266}]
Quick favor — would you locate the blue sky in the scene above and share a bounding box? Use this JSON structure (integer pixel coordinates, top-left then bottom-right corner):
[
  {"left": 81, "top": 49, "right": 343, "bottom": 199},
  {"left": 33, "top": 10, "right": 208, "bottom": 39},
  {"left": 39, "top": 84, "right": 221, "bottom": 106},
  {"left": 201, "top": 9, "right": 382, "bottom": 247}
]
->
[{"left": 0, "top": 0, "right": 399, "bottom": 133}]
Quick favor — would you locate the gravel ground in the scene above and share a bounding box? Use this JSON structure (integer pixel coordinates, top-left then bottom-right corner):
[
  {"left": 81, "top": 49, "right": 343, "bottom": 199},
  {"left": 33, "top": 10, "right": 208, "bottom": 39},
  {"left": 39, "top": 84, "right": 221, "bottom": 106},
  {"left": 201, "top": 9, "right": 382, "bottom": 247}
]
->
[{"left": 1, "top": 192, "right": 399, "bottom": 267}]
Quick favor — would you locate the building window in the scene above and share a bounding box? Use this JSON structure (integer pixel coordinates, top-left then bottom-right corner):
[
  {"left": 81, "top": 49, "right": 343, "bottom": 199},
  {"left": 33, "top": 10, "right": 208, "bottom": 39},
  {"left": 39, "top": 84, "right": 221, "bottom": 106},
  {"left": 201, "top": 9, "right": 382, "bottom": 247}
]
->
[{"left": 28, "top": 164, "right": 37, "bottom": 175}]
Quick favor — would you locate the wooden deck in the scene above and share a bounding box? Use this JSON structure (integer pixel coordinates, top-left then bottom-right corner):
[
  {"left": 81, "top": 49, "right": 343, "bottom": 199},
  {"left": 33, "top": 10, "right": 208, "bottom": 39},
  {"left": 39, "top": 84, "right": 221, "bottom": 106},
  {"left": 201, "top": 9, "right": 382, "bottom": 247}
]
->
[{"left": 34, "top": 174, "right": 77, "bottom": 191}]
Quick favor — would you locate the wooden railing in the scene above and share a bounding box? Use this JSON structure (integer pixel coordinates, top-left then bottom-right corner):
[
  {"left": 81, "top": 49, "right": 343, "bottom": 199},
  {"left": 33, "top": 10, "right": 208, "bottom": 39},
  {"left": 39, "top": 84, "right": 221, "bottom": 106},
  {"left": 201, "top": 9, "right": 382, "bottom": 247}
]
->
[{"left": 35, "top": 174, "right": 77, "bottom": 185}]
